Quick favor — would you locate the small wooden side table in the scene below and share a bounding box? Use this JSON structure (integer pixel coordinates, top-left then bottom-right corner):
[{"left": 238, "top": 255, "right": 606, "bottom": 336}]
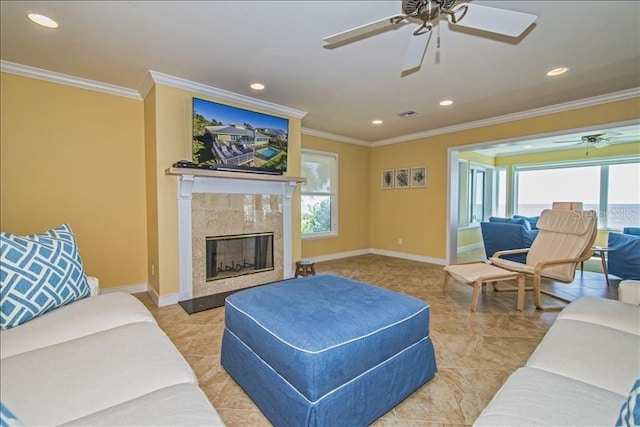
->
[
  {"left": 581, "top": 246, "right": 614, "bottom": 287},
  {"left": 295, "top": 260, "right": 316, "bottom": 278}
]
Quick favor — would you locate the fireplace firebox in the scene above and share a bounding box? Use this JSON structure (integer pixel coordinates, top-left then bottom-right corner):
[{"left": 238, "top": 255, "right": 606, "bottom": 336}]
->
[{"left": 206, "top": 232, "right": 274, "bottom": 281}]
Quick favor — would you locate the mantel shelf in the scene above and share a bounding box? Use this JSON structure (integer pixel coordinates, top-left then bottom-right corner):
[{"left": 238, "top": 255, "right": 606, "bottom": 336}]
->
[{"left": 165, "top": 167, "right": 306, "bottom": 184}]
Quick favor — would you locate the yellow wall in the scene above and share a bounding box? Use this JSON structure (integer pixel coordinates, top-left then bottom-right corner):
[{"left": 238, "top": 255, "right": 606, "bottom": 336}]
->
[
  {"left": 371, "top": 98, "right": 640, "bottom": 260},
  {"left": 146, "top": 84, "right": 303, "bottom": 296},
  {"left": 457, "top": 227, "right": 482, "bottom": 248},
  {"left": 0, "top": 72, "right": 148, "bottom": 288},
  {"left": 459, "top": 151, "right": 495, "bottom": 166},
  {"left": 301, "top": 135, "right": 371, "bottom": 258}
]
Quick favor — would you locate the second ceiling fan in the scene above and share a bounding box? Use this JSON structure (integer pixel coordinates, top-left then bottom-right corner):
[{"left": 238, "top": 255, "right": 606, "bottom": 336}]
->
[{"left": 323, "top": 0, "right": 537, "bottom": 74}]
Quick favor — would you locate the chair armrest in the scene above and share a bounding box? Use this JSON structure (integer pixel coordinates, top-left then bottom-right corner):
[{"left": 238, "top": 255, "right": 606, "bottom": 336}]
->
[
  {"left": 493, "top": 248, "right": 530, "bottom": 258},
  {"left": 532, "top": 251, "right": 593, "bottom": 275},
  {"left": 86, "top": 276, "right": 100, "bottom": 297}
]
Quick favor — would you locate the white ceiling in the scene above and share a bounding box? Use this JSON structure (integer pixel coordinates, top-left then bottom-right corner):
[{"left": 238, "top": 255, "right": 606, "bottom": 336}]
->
[{"left": 1, "top": 1, "right": 639, "bottom": 147}]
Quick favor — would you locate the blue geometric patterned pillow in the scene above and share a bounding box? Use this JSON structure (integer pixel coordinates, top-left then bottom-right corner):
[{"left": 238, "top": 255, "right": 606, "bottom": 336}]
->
[
  {"left": 0, "top": 224, "right": 90, "bottom": 330},
  {"left": 617, "top": 378, "right": 640, "bottom": 426},
  {"left": 0, "top": 402, "right": 24, "bottom": 427}
]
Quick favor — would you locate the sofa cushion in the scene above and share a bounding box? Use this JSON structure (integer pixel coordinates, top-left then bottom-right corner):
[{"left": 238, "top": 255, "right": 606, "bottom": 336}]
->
[
  {"left": 489, "top": 216, "right": 532, "bottom": 230},
  {"left": 0, "top": 292, "right": 156, "bottom": 359},
  {"left": 556, "top": 296, "right": 640, "bottom": 335},
  {"left": 525, "top": 318, "right": 640, "bottom": 395},
  {"left": 513, "top": 215, "right": 540, "bottom": 230},
  {"left": 616, "top": 377, "right": 640, "bottom": 426},
  {"left": 473, "top": 367, "right": 625, "bottom": 426},
  {"left": 62, "top": 383, "right": 224, "bottom": 426},
  {"left": 1, "top": 224, "right": 90, "bottom": 329},
  {"left": 0, "top": 322, "right": 198, "bottom": 426}
]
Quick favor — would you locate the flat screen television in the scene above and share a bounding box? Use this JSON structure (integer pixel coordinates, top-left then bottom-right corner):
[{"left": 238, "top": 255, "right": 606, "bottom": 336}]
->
[{"left": 192, "top": 97, "right": 289, "bottom": 174}]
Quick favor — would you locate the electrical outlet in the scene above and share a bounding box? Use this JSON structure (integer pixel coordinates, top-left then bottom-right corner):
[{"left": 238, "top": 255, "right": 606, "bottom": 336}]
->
[{"left": 397, "top": 238, "right": 403, "bottom": 246}]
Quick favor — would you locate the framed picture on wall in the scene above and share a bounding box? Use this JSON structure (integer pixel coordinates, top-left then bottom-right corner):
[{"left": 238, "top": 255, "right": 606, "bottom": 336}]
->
[
  {"left": 381, "top": 169, "right": 394, "bottom": 189},
  {"left": 395, "top": 168, "right": 410, "bottom": 189},
  {"left": 411, "top": 166, "right": 427, "bottom": 188}
]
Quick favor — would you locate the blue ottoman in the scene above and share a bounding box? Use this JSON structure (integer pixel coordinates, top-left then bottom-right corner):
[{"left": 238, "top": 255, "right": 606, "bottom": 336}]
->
[{"left": 221, "top": 274, "right": 437, "bottom": 426}]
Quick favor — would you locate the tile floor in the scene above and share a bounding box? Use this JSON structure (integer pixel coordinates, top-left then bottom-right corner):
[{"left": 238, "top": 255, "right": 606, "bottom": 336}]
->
[{"left": 134, "top": 254, "right": 619, "bottom": 427}]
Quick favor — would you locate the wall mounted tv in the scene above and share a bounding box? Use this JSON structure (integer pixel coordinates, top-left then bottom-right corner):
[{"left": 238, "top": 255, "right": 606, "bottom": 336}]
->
[{"left": 192, "top": 97, "right": 289, "bottom": 174}]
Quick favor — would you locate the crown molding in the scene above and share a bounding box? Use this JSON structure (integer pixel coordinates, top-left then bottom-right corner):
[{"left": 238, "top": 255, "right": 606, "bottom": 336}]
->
[
  {"left": 0, "top": 60, "right": 142, "bottom": 100},
  {"left": 302, "top": 128, "right": 370, "bottom": 146},
  {"left": 371, "top": 88, "right": 640, "bottom": 147},
  {"left": 146, "top": 70, "right": 307, "bottom": 120}
]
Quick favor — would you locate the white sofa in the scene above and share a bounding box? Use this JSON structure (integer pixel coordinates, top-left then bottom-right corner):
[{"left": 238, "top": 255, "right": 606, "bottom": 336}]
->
[
  {"left": 0, "top": 278, "right": 225, "bottom": 426},
  {"left": 474, "top": 296, "right": 640, "bottom": 426}
]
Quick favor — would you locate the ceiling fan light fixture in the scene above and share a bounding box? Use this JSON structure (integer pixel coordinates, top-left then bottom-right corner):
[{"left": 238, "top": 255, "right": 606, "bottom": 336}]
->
[
  {"left": 546, "top": 67, "right": 569, "bottom": 77},
  {"left": 249, "top": 82, "right": 265, "bottom": 90},
  {"left": 27, "top": 13, "right": 59, "bottom": 28},
  {"left": 439, "top": 99, "right": 453, "bottom": 106}
]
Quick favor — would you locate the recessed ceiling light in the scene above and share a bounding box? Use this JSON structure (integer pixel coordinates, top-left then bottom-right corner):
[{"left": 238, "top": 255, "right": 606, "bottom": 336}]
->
[
  {"left": 523, "top": 145, "right": 534, "bottom": 148},
  {"left": 439, "top": 100, "right": 453, "bottom": 106},
  {"left": 27, "top": 13, "right": 59, "bottom": 28},
  {"left": 546, "top": 67, "right": 569, "bottom": 77},
  {"left": 250, "top": 83, "right": 265, "bottom": 90},
  {"left": 372, "top": 119, "right": 383, "bottom": 125}
]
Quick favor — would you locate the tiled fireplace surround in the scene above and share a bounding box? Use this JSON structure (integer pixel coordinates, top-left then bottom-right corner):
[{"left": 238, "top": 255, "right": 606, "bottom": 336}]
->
[{"left": 176, "top": 172, "right": 301, "bottom": 301}]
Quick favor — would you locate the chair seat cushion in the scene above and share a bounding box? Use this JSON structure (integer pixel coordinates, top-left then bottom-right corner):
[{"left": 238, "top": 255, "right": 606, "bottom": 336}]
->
[{"left": 224, "top": 274, "right": 431, "bottom": 402}]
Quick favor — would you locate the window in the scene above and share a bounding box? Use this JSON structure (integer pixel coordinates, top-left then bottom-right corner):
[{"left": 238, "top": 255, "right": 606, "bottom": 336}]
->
[
  {"left": 458, "top": 161, "right": 493, "bottom": 227},
  {"left": 470, "top": 169, "right": 485, "bottom": 224},
  {"left": 515, "top": 158, "right": 639, "bottom": 229},
  {"left": 301, "top": 149, "right": 338, "bottom": 238}
]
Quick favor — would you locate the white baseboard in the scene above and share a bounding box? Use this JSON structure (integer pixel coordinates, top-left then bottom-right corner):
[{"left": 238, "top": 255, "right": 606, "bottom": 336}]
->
[
  {"left": 369, "top": 249, "right": 447, "bottom": 266},
  {"left": 308, "top": 249, "right": 370, "bottom": 263},
  {"left": 457, "top": 242, "right": 484, "bottom": 253},
  {"left": 307, "top": 248, "right": 446, "bottom": 266},
  {"left": 100, "top": 282, "right": 148, "bottom": 295},
  {"left": 146, "top": 286, "right": 181, "bottom": 307}
]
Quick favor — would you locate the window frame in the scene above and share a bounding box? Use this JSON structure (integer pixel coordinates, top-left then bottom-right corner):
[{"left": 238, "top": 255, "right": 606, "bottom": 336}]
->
[
  {"left": 300, "top": 148, "right": 339, "bottom": 240},
  {"left": 513, "top": 156, "right": 640, "bottom": 230},
  {"left": 458, "top": 160, "right": 494, "bottom": 228}
]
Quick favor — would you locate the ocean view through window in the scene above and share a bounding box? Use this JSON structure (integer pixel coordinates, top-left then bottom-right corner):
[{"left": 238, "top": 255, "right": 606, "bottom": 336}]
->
[{"left": 515, "top": 159, "right": 639, "bottom": 230}]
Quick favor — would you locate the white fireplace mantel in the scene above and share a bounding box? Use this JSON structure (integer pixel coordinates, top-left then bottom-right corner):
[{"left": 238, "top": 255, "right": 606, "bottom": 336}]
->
[{"left": 166, "top": 167, "right": 305, "bottom": 301}]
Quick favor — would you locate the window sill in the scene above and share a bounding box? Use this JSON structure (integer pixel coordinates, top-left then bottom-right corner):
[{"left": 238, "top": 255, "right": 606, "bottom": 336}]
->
[{"left": 302, "top": 232, "right": 338, "bottom": 241}]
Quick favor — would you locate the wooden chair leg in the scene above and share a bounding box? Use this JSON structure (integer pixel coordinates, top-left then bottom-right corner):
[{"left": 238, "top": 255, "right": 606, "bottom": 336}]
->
[
  {"left": 471, "top": 279, "right": 481, "bottom": 312},
  {"left": 442, "top": 272, "right": 450, "bottom": 294},
  {"left": 516, "top": 275, "right": 525, "bottom": 311}
]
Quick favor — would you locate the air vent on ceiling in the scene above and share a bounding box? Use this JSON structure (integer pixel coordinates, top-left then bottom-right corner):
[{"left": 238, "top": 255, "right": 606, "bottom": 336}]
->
[{"left": 398, "top": 110, "right": 418, "bottom": 118}]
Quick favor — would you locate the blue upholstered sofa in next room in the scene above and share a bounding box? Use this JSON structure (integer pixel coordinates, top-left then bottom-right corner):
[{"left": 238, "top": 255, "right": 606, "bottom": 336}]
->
[
  {"left": 480, "top": 216, "right": 540, "bottom": 264},
  {"left": 608, "top": 228, "right": 640, "bottom": 280}
]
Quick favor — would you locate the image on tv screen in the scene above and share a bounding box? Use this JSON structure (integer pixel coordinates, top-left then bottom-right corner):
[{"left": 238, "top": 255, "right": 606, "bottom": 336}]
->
[{"left": 192, "top": 97, "right": 289, "bottom": 172}]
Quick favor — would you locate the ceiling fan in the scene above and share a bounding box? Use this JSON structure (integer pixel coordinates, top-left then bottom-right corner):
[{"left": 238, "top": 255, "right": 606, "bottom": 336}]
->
[
  {"left": 323, "top": 0, "right": 537, "bottom": 74},
  {"left": 552, "top": 133, "right": 618, "bottom": 149}
]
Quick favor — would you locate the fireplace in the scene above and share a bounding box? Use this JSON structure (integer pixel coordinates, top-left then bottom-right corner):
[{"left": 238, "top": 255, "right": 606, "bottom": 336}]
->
[
  {"left": 206, "top": 232, "right": 274, "bottom": 281},
  {"left": 168, "top": 167, "right": 305, "bottom": 304}
]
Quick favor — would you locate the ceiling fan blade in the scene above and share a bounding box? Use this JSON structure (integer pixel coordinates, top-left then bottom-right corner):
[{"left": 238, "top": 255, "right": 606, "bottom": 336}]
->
[
  {"left": 450, "top": 4, "right": 536, "bottom": 37},
  {"left": 401, "top": 30, "right": 432, "bottom": 73},
  {"left": 552, "top": 140, "right": 580, "bottom": 144},
  {"left": 323, "top": 15, "right": 407, "bottom": 45},
  {"left": 594, "top": 141, "right": 610, "bottom": 149}
]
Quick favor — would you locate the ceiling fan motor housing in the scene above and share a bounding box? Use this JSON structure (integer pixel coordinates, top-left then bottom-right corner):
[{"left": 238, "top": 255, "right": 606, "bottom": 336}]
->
[{"left": 402, "top": 0, "right": 438, "bottom": 21}]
